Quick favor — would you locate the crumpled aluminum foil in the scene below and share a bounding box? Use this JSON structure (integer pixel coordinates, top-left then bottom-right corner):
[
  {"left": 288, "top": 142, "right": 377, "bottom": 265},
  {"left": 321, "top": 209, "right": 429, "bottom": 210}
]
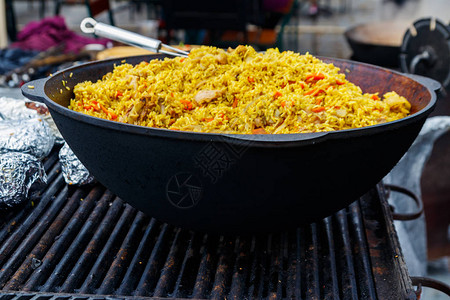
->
[
  {"left": 0, "top": 118, "right": 55, "bottom": 159},
  {"left": 0, "top": 97, "right": 64, "bottom": 144},
  {"left": 0, "top": 97, "right": 41, "bottom": 120},
  {"left": 0, "top": 152, "right": 47, "bottom": 210},
  {"left": 59, "top": 143, "right": 94, "bottom": 186}
]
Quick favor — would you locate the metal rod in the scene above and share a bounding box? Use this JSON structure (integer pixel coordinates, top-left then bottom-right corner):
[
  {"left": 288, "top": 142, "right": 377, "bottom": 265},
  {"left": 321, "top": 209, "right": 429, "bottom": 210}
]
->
[
  {"left": 58, "top": 198, "right": 123, "bottom": 293},
  {"left": 0, "top": 182, "right": 69, "bottom": 287},
  {"left": 116, "top": 218, "right": 159, "bottom": 296},
  {"left": 80, "top": 18, "right": 189, "bottom": 57},
  {"left": 77, "top": 205, "right": 136, "bottom": 294},
  {"left": 21, "top": 186, "right": 103, "bottom": 291},
  {"left": 27, "top": 189, "right": 114, "bottom": 292},
  {"left": 135, "top": 224, "right": 174, "bottom": 296},
  {"left": 97, "top": 211, "right": 148, "bottom": 295},
  {"left": 191, "top": 234, "right": 219, "bottom": 299}
]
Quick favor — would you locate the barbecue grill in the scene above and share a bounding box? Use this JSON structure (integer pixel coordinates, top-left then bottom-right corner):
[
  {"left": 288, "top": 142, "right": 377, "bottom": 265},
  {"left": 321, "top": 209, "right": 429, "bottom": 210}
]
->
[{"left": 0, "top": 148, "right": 429, "bottom": 299}]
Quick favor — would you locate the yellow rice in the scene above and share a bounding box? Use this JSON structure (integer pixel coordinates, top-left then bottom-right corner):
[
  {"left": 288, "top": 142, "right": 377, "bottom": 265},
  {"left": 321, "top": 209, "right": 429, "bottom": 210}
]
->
[{"left": 69, "top": 45, "right": 411, "bottom": 134}]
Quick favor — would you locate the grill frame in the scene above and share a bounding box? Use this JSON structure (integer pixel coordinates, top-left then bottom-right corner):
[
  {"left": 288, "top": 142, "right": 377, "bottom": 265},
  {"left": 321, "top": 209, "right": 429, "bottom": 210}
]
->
[{"left": 0, "top": 150, "right": 416, "bottom": 299}]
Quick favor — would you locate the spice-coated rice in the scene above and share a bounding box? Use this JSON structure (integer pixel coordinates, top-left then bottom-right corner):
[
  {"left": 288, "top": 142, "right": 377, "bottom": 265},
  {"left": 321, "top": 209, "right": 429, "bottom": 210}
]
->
[{"left": 69, "top": 45, "right": 411, "bottom": 134}]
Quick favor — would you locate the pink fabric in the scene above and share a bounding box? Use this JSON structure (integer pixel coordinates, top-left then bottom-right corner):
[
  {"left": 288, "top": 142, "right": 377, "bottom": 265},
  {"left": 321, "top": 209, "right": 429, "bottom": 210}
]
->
[{"left": 11, "top": 16, "right": 109, "bottom": 53}]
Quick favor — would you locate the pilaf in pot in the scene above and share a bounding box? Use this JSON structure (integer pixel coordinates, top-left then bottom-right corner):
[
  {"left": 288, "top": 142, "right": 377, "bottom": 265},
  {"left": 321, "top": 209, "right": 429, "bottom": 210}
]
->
[{"left": 69, "top": 45, "right": 411, "bottom": 134}]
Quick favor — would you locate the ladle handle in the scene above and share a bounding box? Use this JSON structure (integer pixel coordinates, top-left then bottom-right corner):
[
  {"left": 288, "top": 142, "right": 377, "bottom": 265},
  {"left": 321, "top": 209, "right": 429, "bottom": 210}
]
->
[{"left": 80, "top": 18, "right": 161, "bottom": 53}]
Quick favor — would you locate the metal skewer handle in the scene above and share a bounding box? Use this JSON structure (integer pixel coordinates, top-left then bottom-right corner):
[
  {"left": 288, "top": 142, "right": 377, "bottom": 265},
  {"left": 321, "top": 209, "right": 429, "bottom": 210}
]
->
[{"left": 80, "top": 18, "right": 188, "bottom": 57}]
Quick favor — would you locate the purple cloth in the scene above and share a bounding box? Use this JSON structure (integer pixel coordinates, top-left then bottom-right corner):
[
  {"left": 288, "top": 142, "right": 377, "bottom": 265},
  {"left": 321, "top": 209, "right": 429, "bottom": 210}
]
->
[{"left": 11, "top": 16, "right": 109, "bottom": 54}]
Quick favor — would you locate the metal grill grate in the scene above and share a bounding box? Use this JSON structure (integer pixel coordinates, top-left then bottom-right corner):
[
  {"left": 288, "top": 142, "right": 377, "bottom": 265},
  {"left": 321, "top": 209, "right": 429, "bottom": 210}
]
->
[{"left": 0, "top": 150, "right": 415, "bottom": 299}]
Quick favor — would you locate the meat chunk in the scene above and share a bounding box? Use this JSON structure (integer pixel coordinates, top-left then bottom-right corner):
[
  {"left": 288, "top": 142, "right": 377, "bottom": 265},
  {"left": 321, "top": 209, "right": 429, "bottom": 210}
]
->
[
  {"left": 194, "top": 90, "right": 224, "bottom": 105},
  {"left": 383, "top": 92, "right": 411, "bottom": 113}
]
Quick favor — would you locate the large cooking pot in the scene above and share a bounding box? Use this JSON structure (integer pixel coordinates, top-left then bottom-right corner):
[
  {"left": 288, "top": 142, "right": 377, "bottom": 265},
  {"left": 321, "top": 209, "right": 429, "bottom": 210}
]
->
[
  {"left": 22, "top": 54, "right": 438, "bottom": 233},
  {"left": 345, "top": 21, "right": 409, "bottom": 67}
]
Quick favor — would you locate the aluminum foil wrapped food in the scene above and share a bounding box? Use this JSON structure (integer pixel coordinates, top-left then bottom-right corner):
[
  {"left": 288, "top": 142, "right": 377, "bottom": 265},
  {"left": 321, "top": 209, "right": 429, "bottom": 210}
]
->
[
  {"left": 0, "top": 152, "right": 47, "bottom": 210},
  {"left": 0, "top": 97, "right": 64, "bottom": 143},
  {"left": 0, "top": 118, "right": 55, "bottom": 159},
  {"left": 59, "top": 143, "right": 94, "bottom": 185},
  {"left": 0, "top": 97, "right": 42, "bottom": 120}
]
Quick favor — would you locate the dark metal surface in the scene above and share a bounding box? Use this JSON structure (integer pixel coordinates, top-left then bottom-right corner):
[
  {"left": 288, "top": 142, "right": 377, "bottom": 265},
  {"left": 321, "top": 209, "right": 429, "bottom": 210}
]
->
[
  {"left": 0, "top": 150, "right": 416, "bottom": 299},
  {"left": 21, "top": 55, "right": 437, "bottom": 232}
]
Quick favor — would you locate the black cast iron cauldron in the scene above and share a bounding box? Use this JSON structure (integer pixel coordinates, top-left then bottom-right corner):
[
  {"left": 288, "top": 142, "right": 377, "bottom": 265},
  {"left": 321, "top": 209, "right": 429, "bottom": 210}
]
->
[
  {"left": 344, "top": 21, "right": 408, "bottom": 67},
  {"left": 22, "top": 54, "right": 438, "bottom": 233}
]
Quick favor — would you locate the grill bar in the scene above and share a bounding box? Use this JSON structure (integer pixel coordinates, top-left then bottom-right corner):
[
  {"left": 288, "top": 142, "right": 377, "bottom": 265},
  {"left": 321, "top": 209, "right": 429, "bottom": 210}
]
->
[
  {"left": 23, "top": 188, "right": 113, "bottom": 291},
  {"left": 0, "top": 150, "right": 416, "bottom": 299},
  {"left": 116, "top": 218, "right": 159, "bottom": 295},
  {"left": 0, "top": 179, "right": 68, "bottom": 288},
  {"left": 135, "top": 223, "right": 174, "bottom": 296},
  {"left": 4, "top": 186, "right": 104, "bottom": 291},
  {"left": 228, "top": 237, "right": 251, "bottom": 299},
  {"left": 323, "top": 217, "right": 340, "bottom": 299},
  {"left": 58, "top": 197, "right": 124, "bottom": 292},
  {"left": 349, "top": 202, "right": 377, "bottom": 299},
  {"left": 191, "top": 235, "right": 219, "bottom": 299},
  {"left": 153, "top": 228, "right": 190, "bottom": 297},
  {"left": 0, "top": 164, "right": 64, "bottom": 266},
  {"left": 305, "top": 223, "right": 320, "bottom": 299},
  {"left": 77, "top": 204, "right": 137, "bottom": 294},
  {"left": 337, "top": 209, "right": 360, "bottom": 300},
  {"left": 171, "top": 231, "right": 198, "bottom": 298}
]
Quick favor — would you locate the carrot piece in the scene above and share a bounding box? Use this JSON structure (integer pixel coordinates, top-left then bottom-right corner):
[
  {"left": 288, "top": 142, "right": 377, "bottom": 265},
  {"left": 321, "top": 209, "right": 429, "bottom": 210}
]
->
[
  {"left": 314, "top": 89, "right": 325, "bottom": 97},
  {"left": 99, "top": 103, "right": 118, "bottom": 119},
  {"left": 252, "top": 128, "right": 268, "bottom": 134},
  {"left": 305, "top": 74, "right": 314, "bottom": 81},
  {"left": 304, "top": 88, "right": 317, "bottom": 96},
  {"left": 336, "top": 80, "right": 345, "bottom": 85},
  {"left": 116, "top": 91, "right": 123, "bottom": 98},
  {"left": 314, "top": 73, "right": 325, "bottom": 80},
  {"left": 219, "top": 113, "right": 227, "bottom": 120},
  {"left": 316, "top": 98, "right": 322, "bottom": 105},
  {"left": 312, "top": 106, "right": 325, "bottom": 113},
  {"left": 248, "top": 76, "right": 255, "bottom": 83},
  {"left": 305, "top": 73, "right": 325, "bottom": 82},
  {"left": 232, "top": 97, "right": 238, "bottom": 108},
  {"left": 305, "top": 89, "right": 324, "bottom": 96},
  {"left": 84, "top": 103, "right": 99, "bottom": 111},
  {"left": 180, "top": 99, "right": 194, "bottom": 110},
  {"left": 371, "top": 94, "right": 380, "bottom": 100},
  {"left": 281, "top": 101, "right": 286, "bottom": 107},
  {"left": 274, "top": 91, "right": 282, "bottom": 99}
]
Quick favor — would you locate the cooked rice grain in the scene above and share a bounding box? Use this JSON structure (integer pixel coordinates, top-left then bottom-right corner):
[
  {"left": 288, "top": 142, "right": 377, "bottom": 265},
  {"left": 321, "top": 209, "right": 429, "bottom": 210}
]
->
[{"left": 69, "top": 46, "right": 411, "bottom": 134}]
